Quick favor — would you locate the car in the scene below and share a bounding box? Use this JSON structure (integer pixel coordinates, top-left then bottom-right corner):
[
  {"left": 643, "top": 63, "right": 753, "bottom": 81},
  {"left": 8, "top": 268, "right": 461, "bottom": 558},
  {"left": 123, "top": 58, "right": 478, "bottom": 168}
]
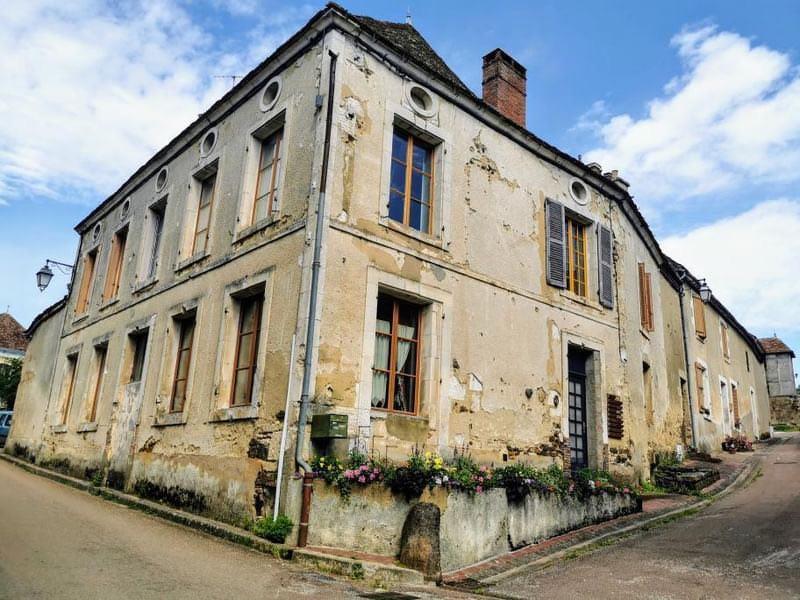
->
[{"left": 0, "top": 411, "right": 12, "bottom": 447}]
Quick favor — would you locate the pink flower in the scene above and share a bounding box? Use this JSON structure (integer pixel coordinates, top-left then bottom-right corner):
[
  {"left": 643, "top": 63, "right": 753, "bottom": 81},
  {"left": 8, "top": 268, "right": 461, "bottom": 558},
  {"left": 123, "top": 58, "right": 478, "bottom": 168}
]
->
[
  {"left": 478, "top": 476, "right": 484, "bottom": 483},
  {"left": 476, "top": 485, "right": 483, "bottom": 493},
  {"left": 358, "top": 475, "right": 366, "bottom": 483},
  {"left": 373, "top": 468, "right": 380, "bottom": 475},
  {"left": 623, "top": 487, "right": 630, "bottom": 494}
]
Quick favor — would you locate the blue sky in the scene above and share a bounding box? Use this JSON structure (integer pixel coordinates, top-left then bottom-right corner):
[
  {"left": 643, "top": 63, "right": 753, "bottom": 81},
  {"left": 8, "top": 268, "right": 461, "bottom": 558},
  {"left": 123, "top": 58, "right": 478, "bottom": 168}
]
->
[{"left": 1, "top": 1, "right": 799, "bottom": 363}]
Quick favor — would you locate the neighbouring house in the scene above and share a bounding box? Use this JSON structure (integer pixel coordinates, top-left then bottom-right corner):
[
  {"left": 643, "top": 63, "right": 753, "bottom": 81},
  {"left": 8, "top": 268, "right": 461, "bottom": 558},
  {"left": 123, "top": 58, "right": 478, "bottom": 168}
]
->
[
  {"left": 6, "top": 3, "right": 771, "bottom": 543},
  {"left": 759, "top": 336, "right": 798, "bottom": 428},
  {"left": 0, "top": 312, "right": 27, "bottom": 364},
  {"left": 0, "top": 312, "right": 28, "bottom": 410}
]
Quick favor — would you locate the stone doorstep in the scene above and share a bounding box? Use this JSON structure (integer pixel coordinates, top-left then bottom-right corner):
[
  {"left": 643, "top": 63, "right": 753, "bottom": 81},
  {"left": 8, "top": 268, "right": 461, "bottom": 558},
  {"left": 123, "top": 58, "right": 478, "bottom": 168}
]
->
[
  {"left": 0, "top": 453, "right": 423, "bottom": 587},
  {"left": 441, "top": 457, "right": 758, "bottom": 588}
]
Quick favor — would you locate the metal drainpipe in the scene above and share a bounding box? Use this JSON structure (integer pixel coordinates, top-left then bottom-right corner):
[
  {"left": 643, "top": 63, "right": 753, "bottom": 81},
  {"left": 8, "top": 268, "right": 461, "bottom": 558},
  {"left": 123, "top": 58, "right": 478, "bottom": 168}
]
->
[
  {"left": 296, "top": 49, "right": 337, "bottom": 547},
  {"left": 678, "top": 278, "right": 698, "bottom": 448}
]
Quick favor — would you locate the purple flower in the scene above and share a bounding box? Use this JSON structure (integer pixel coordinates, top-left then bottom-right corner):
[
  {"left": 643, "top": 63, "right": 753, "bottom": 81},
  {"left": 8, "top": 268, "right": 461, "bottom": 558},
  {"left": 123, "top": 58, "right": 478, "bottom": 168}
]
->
[{"left": 358, "top": 475, "right": 366, "bottom": 483}]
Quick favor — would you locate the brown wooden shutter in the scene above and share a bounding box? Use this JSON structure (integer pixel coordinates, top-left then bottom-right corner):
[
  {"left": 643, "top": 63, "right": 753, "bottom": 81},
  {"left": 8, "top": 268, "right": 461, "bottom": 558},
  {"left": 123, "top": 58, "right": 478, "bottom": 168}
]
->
[
  {"left": 693, "top": 296, "right": 706, "bottom": 338},
  {"left": 638, "top": 263, "right": 647, "bottom": 329},
  {"left": 645, "top": 272, "right": 654, "bottom": 331},
  {"left": 732, "top": 385, "right": 740, "bottom": 426},
  {"left": 545, "top": 198, "right": 567, "bottom": 288},
  {"left": 694, "top": 364, "right": 705, "bottom": 412},
  {"left": 597, "top": 225, "right": 614, "bottom": 308},
  {"left": 607, "top": 395, "right": 624, "bottom": 440},
  {"left": 721, "top": 323, "right": 730, "bottom": 358}
]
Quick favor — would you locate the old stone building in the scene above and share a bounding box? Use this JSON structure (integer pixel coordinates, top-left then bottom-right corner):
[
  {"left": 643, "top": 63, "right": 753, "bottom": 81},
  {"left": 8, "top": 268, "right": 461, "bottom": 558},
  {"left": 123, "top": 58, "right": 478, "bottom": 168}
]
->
[
  {"left": 759, "top": 336, "right": 798, "bottom": 428},
  {"left": 7, "top": 4, "right": 771, "bottom": 530}
]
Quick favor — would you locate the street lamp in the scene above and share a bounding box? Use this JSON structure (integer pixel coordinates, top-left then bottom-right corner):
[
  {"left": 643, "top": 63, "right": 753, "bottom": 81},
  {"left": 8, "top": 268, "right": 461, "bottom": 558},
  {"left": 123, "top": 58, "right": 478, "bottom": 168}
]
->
[
  {"left": 36, "top": 260, "right": 74, "bottom": 292},
  {"left": 698, "top": 278, "right": 712, "bottom": 303}
]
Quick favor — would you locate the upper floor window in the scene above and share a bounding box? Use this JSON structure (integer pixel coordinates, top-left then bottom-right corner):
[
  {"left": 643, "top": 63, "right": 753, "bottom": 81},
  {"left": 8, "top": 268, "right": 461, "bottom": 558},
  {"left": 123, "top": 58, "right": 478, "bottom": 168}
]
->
[
  {"left": 231, "top": 294, "right": 263, "bottom": 407},
  {"left": 145, "top": 201, "right": 165, "bottom": 281},
  {"left": 192, "top": 173, "right": 217, "bottom": 255},
  {"left": 638, "top": 263, "right": 654, "bottom": 331},
  {"left": 720, "top": 321, "right": 730, "bottom": 360},
  {"left": 389, "top": 129, "right": 434, "bottom": 234},
  {"left": 371, "top": 293, "right": 421, "bottom": 415},
  {"left": 565, "top": 217, "right": 587, "bottom": 297},
  {"left": 75, "top": 248, "right": 98, "bottom": 315},
  {"left": 693, "top": 295, "right": 706, "bottom": 339},
  {"left": 170, "top": 315, "right": 196, "bottom": 413},
  {"left": 103, "top": 226, "right": 128, "bottom": 302},
  {"left": 252, "top": 128, "right": 283, "bottom": 223}
]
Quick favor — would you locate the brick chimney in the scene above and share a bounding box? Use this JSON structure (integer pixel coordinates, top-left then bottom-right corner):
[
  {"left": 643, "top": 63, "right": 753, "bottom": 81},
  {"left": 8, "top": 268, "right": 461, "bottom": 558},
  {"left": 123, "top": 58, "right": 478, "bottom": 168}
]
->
[{"left": 482, "top": 48, "right": 527, "bottom": 127}]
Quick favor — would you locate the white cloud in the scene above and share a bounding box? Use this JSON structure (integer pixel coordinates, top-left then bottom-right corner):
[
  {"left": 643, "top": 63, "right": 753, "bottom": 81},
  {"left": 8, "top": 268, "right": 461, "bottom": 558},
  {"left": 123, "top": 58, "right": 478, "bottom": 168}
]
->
[
  {"left": 580, "top": 25, "right": 800, "bottom": 206},
  {"left": 0, "top": 0, "right": 309, "bottom": 204},
  {"left": 661, "top": 199, "right": 800, "bottom": 339}
]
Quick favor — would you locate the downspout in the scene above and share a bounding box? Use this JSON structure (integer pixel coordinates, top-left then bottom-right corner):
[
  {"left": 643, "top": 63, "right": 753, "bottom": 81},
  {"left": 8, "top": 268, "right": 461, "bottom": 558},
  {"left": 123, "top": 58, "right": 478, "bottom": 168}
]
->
[
  {"left": 296, "top": 49, "right": 337, "bottom": 547},
  {"left": 678, "top": 279, "right": 698, "bottom": 448}
]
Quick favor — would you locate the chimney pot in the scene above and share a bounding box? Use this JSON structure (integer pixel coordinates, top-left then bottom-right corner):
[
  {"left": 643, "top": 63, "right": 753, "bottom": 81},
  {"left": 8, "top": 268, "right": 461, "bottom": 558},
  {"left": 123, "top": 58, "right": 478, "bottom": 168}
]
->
[{"left": 482, "top": 48, "right": 527, "bottom": 127}]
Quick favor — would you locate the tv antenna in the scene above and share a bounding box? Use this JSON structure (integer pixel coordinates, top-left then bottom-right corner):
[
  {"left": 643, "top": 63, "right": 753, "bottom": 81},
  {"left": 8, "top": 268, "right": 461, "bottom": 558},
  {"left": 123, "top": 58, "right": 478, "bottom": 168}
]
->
[{"left": 214, "top": 75, "right": 243, "bottom": 88}]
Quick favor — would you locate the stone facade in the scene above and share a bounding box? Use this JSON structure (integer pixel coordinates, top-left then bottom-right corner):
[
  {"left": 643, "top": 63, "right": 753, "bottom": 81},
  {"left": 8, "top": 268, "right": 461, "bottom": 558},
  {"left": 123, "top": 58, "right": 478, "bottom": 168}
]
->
[{"left": 6, "top": 5, "right": 772, "bottom": 530}]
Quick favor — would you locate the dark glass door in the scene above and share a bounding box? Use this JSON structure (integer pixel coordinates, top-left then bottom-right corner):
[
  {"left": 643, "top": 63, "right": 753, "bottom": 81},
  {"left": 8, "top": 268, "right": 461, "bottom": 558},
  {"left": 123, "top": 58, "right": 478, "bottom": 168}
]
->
[{"left": 568, "top": 353, "right": 588, "bottom": 471}]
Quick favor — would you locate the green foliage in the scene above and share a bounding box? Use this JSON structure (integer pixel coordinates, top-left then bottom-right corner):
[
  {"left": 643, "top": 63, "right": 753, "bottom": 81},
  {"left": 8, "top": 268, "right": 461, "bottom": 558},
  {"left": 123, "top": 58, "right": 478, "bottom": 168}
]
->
[
  {"left": 0, "top": 358, "right": 22, "bottom": 409},
  {"left": 252, "top": 514, "right": 293, "bottom": 543},
  {"left": 492, "top": 463, "right": 569, "bottom": 503},
  {"left": 773, "top": 423, "right": 799, "bottom": 432}
]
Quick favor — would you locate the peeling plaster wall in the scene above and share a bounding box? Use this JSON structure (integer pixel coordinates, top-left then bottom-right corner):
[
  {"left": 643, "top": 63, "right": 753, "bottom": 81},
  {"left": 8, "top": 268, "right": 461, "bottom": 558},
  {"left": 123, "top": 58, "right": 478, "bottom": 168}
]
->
[
  {"left": 5, "top": 306, "right": 66, "bottom": 460},
  {"left": 685, "top": 297, "right": 770, "bottom": 451},
  {"left": 312, "top": 36, "right": 688, "bottom": 481},
  {"left": 18, "top": 37, "right": 333, "bottom": 523}
]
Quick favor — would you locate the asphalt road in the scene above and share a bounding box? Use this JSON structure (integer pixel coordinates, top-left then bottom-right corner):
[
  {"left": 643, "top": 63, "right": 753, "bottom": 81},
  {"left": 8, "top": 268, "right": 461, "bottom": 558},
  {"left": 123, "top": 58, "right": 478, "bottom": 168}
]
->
[
  {"left": 0, "top": 459, "right": 376, "bottom": 600},
  {"left": 488, "top": 432, "right": 800, "bottom": 599},
  {"left": 1, "top": 436, "right": 798, "bottom": 600}
]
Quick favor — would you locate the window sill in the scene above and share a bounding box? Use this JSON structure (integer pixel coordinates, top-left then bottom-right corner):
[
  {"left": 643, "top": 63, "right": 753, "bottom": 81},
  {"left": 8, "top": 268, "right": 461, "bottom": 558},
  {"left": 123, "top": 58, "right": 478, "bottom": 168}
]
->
[
  {"left": 99, "top": 297, "right": 120, "bottom": 311},
  {"left": 72, "top": 313, "right": 90, "bottom": 325},
  {"left": 559, "top": 290, "right": 601, "bottom": 311},
  {"left": 133, "top": 277, "right": 158, "bottom": 294},
  {"left": 209, "top": 404, "right": 259, "bottom": 423},
  {"left": 175, "top": 251, "right": 209, "bottom": 273},
  {"left": 639, "top": 327, "right": 651, "bottom": 340},
  {"left": 233, "top": 216, "right": 278, "bottom": 244},
  {"left": 153, "top": 412, "right": 187, "bottom": 427},
  {"left": 370, "top": 409, "right": 427, "bottom": 422},
  {"left": 383, "top": 218, "right": 445, "bottom": 251},
  {"left": 702, "top": 413, "right": 713, "bottom": 422},
  {"left": 51, "top": 424, "right": 68, "bottom": 434},
  {"left": 696, "top": 336, "right": 706, "bottom": 343},
  {"left": 77, "top": 422, "right": 98, "bottom": 433}
]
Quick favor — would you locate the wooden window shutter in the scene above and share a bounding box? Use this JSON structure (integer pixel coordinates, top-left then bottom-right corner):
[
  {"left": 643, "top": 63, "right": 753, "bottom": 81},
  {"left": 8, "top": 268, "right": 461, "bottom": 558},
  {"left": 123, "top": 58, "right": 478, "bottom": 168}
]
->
[
  {"left": 694, "top": 364, "right": 705, "bottom": 412},
  {"left": 721, "top": 323, "right": 730, "bottom": 358},
  {"left": 693, "top": 296, "right": 706, "bottom": 338},
  {"left": 638, "top": 263, "right": 647, "bottom": 328},
  {"left": 597, "top": 225, "right": 614, "bottom": 308},
  {"left": 732, "top": 385, "right": 740, "bottom": 426},
  {"left": 545, "top": 198, "right": 567, "bottom": 288},
  {"left": 607, "top": 395, "right": 624, "bottom": 440},
  {"left": 645, "top": 272, "right": 654, "bottom": 331}
]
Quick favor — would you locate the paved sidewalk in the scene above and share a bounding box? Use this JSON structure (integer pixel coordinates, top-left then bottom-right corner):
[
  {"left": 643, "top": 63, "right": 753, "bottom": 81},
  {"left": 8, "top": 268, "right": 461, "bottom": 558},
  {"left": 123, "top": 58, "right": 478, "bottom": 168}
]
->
[{"left": 442, "top": 452, "right": 756, "bottom": 590}]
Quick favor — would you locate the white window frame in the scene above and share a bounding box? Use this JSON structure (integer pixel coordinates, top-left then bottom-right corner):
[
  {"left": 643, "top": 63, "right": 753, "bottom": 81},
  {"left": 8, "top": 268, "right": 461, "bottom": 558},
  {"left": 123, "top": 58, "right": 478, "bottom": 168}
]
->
[
  {"left": 235, "top": 108, "right": 290, "bottom": 240},
  {"left": 379, "top": 100, "right": 452, "bottom": 250},
  {"left": 356, "top": 267, "right": 452, "bottom": 450}
]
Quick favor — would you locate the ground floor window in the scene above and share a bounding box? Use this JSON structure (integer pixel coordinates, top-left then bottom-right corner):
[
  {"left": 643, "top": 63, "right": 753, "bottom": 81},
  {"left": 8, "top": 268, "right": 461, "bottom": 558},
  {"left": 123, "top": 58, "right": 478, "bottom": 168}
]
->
[
  {"left": 170, "top": 315, "right": 196, "bottom": 413},
  {"left": 371, "top": 293, "right": 422, "bottom": 414}
]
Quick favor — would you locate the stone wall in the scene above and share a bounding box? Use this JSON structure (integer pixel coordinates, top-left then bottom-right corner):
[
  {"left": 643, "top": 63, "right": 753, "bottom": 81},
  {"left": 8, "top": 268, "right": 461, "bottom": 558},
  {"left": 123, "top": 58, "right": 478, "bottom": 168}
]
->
[
  {"left": 306, "top": 481, "right": 639, "bottom": 573},
  {"left": 771, "top": 396, "right": 799, "bottom": 428}
]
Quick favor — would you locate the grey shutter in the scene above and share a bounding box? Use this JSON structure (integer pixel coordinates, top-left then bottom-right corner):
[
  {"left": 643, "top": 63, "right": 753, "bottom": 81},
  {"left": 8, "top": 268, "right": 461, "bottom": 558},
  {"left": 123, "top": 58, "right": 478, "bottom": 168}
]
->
[
  {"left": 597, "top": 224, "right": 614, "bottom": 308},
  {"left": 545, "top": 198, "right": 567, "bottom": 288}
]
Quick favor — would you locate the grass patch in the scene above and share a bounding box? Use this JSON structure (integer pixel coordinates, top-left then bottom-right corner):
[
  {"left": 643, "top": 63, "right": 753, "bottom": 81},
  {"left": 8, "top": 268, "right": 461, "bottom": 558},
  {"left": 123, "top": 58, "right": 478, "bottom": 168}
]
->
[{"left": 773, "top": 423, "right": 799, "bottom": 432}]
